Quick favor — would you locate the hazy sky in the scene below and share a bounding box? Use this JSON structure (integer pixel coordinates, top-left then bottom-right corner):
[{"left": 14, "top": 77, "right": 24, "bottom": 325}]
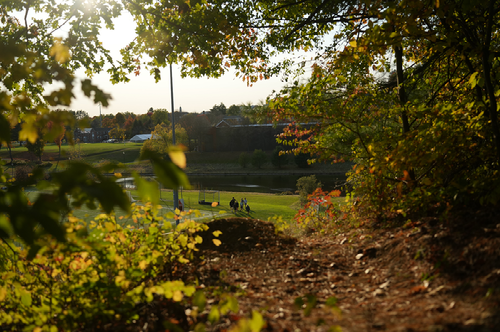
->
[{"left": 68, "top": 13, "right": 294, "bottom": 117}]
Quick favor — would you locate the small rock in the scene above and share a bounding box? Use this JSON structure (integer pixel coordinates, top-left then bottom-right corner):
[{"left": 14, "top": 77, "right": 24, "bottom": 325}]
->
[
  {"left": 356, "top": 253, "right": 364, "bottom": 260},
  {"left": 379, "top": 281, "right": 390, "bottom": 289},
  {"left": 373, "top": 289, "right": 384, "bottom": 297},
  {"left": 464, "top": 319, "right": 477, "bottom": 325}
]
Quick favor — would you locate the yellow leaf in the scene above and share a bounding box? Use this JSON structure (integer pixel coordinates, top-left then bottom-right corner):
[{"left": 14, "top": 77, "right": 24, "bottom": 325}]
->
[
  {"left": 104, "top": 222, "right": 116, "bottom": 232},
  {"left": 213, "top": 239, "right": 222, "bottom": 246},
  {"left": 0, "top": 287, "right": 6, "bottom": 301},
  {"left": 168, "top": 148, "right": 187, "bottom": 168},
  {"left": 139, "top": 260, "right": 148, "bottom": 270},
  {"left": 114, "top": 173, "right": 122, "bottom": 178},
  {"left": 173, "top": 290, "right": 183, "bottom": 302},
  {"left": 33, "top": 328, "right": 42, "bottom": 332},
  {"left": 19, "top": 117, "right": 39, "bottom": 143},
  {"left": 213, "top": 230, "right": 222, "bottom": 237},
  {"left": 349, "top": 40, "right": 357, "bottom": 48},
  {"left": 68, "top": 216, "right": 79, "bottom": 223},
  {"left": 50, "top": 38, "right": 71, "bottom": 63}
]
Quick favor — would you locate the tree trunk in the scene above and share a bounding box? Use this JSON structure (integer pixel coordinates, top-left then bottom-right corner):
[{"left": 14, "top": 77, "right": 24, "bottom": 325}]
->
[
  {"left": 8, "top": 145, "right": 13, "bottom": 165},
  {"left": 481, "top": 0, "right": 500, "bottom": 166},
  {"left": 394, "top": 45, "right": 415, "bottom": 181},
  {"left": 394, "top": 45, "right": 411, "bottom": 134}
]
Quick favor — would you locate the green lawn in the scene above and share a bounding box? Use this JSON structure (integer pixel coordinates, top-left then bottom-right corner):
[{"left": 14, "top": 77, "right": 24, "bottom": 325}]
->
[
  {"left": 24, "top": 187, "right": 302, "bottom": 227},
  {"left": 0, "top": 142, "right": 143, "bottom": 164}
]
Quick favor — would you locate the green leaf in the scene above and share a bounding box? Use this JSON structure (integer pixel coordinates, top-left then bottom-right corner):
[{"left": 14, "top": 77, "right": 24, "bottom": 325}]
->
[
  {"left": 208, "top": 306, "right": 220, "bottom": 324},
  {"left": 21, "top": 291, "right": 32, "bottom": 307},
  {"left": 249, "top": 310, "right": 265, "bottom": 332},
  {"left": 193, "top": 290, "right": 206, "bottom": 311},
  {"left": 140, "top": 150, "right": 190, "bottom": 189},
  {"left": 133, "top": 173, "right": 159, "bottom": 207},
  {"left": 325, "top": 297, "right": 338, "bottom": 308}
]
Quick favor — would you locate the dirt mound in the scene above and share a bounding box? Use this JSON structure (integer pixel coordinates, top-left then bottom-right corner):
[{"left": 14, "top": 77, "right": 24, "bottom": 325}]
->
[{"left": 195, "top": 217, "right": 296, "bottom": 252}]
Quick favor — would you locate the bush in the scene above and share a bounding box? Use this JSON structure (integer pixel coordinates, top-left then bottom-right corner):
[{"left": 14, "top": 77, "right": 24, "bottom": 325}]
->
[
  {"left": 251, "top": 149, "right": 267, "bottom": 169},
  {"left": 271, "top": 146, "right": 288, "bottom": 169},
  {"left": 14, "top": 165, "right": 32, "bottom": 183},
  {"left": 296, "top": 175, "right": 322, "bottom": 204},
  {"left": 238, "top": 152, "right": 250, "bottom": 168}
]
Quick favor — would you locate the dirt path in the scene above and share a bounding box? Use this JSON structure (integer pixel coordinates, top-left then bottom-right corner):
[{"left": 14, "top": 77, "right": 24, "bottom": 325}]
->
[{"left": 188, "top": 216, "right": 500, "bottom": 332}]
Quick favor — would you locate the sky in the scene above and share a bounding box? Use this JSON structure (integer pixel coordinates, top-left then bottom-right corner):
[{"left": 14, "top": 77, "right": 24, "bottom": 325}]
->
[{"left": 68, "top": 13, "right": 294, "bottom": 117}]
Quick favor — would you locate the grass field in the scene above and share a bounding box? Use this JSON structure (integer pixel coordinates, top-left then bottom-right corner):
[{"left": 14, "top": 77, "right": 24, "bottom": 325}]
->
[
  {"left": 2, "top": 143, "right": 349, "bottom": 226},
  {"left": 66, "top": 189, "right": 303, "bottom": 226}
]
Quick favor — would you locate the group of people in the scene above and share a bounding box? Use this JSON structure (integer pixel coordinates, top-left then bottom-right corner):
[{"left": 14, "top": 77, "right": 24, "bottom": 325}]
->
[{"left": 229, "top": 197, "right": 251, "bottom": 214}]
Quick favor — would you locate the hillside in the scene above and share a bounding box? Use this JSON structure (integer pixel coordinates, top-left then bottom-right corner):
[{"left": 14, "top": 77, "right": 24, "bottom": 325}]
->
[{"left": 64, "top": 209, "right": 500, "bottom": 332}]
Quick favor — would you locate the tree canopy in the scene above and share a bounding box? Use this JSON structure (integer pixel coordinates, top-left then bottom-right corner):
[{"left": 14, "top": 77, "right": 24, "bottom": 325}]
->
[
  {"left": 126, "top": 0, "right": 500, "bottom": 216},
  {"left": 2, "top": 0, "right": 500, "bottom": 250}
]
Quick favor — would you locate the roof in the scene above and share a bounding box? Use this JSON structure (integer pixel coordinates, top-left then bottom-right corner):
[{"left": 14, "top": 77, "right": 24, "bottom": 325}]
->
[{"left": 129, "top": 134, "right": 152, "bottom": 142}]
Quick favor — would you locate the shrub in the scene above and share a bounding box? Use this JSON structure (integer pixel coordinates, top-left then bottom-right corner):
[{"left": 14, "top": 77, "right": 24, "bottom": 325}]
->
[
  {"left": 14, "top": 165, "right": 32, "bottom": 183},
  {"left": 251, "top": 149, "right": 267, "bottom": 169},
  {"left": 238, "top": 152, "right": 250, "bottom": 168},
  {"left": 296, "top": 175, "right": 322, "bottom": 204},
  {"left": 0, "top": 205, "right": 212, "bottom": 331},
  {"left": 271, "top": 146, "right": 288, "bottom": 168},
  {"left": 294, "top": 188, "right": 342, "bottom": 234}
]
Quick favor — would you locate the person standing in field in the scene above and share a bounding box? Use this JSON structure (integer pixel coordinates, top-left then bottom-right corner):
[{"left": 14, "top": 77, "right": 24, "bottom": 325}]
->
[
  {"left": 240, "top": 198, "right": 245, "bottom": 211},
  {"left": 230, "top": 197, "right": 236, "bottom": 212}
]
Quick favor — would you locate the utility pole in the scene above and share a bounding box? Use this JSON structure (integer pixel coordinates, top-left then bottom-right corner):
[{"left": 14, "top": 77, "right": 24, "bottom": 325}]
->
[{"left": 170, "top": 63, "right": 179, "bottom": 223}]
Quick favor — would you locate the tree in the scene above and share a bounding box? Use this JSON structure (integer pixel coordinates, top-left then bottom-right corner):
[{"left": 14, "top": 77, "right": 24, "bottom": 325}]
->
[
  {"left": 115, "top": 112, "right": 126, "bottom": 127},
  {"left": 26, "top": 138, "right": 46, "bottom": 162},
  {"left": 142, "top": 123, "right": 189, "bottom": 156},
  {"left": 124, "top": 0, "right": 500, "bottom": 217},
  {"left": 251, "top": 149, "right": 267, "bottom": 169},
  {"left": 123, "top": 116, "right": 135, "bottom": 138},
  {"left": 227, "top": 104, "right": 241, "bottom": 116},
  {"left": 102, "top": 117, "right": 116, "bottom": 128},
  {"left": 152, "top": 109, "right": 170, "bottom": 126},
  {"left": 210, "top": 103, "right": 227, "bottom": 115},
  {"left": 296, "top": 175, "right": 322, "bottom": 205},
  {"left": 131, "top": 118, "right": 145, "bottom": 136},
  {"left": 47, "top": 120, "right": 66, "bottom": 166},
  {"left": 0, "top": 1, "right": 189, "bottom": 251},
  {"left": 109, "top": 125, "right": 126, "bottom": 141}
]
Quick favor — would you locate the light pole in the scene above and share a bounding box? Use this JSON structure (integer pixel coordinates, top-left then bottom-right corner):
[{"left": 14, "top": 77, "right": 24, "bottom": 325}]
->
[{"left": 170, "top": 63, "right": 179, "bottom": 222}]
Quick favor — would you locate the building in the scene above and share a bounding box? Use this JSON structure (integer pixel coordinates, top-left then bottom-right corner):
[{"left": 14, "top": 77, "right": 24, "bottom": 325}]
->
[
  {"left": 74, "top": 128, "right": 111, "bottom": 143},
  {"left": 129, "top": 134, "right": 152, "bottom": 143}
]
